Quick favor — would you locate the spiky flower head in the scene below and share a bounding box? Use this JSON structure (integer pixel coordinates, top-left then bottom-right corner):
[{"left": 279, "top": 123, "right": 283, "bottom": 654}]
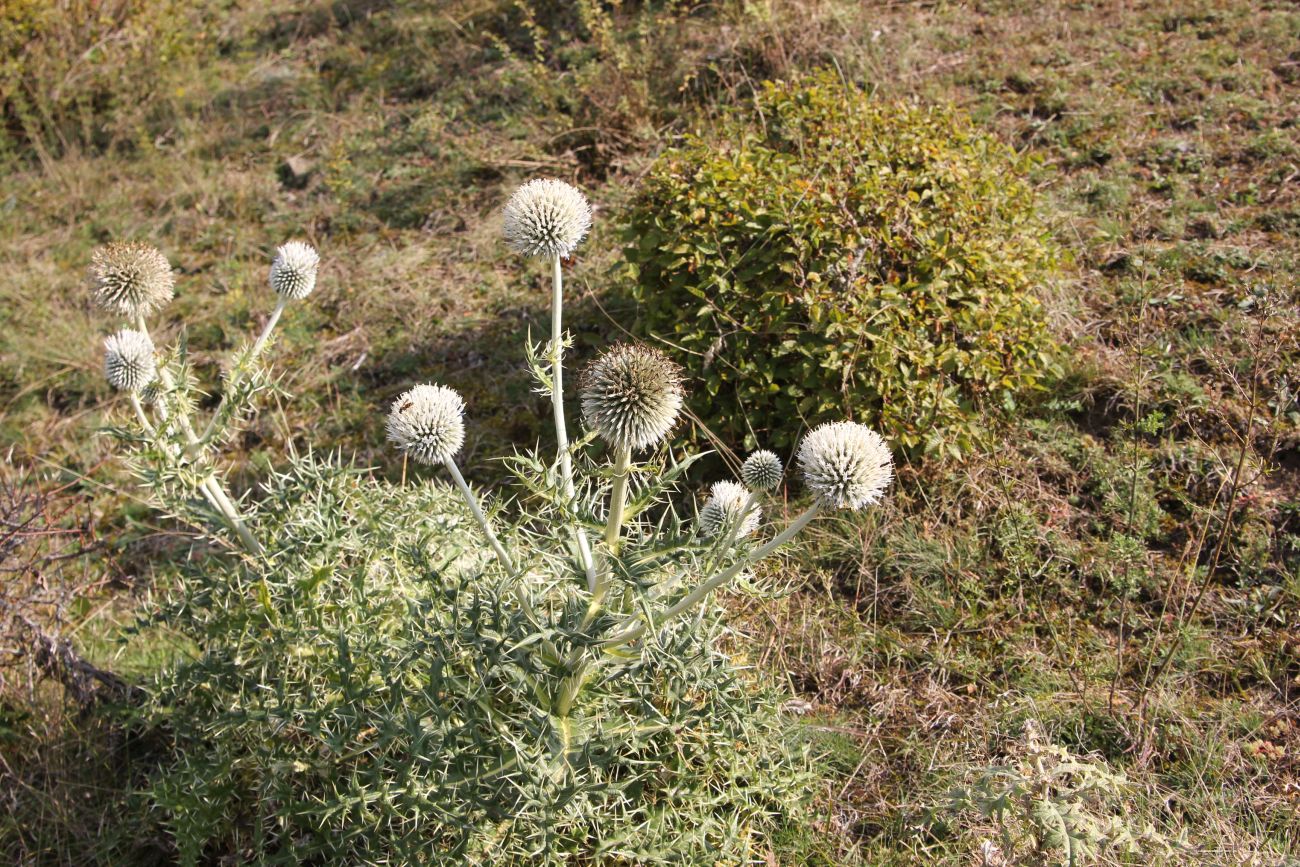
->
[
  {"left": 502, "top": 178, "right": 592, "bottom": 258},
  {"left": 581, "top": 343, "right": 684, "bottom": 452},
  {"left": 385, "top": 384, "right": 466, "bottom": 465},
  {"left": 89, "top": 242, "right": 174, "bottom": 319},
  {"left": 742, "top": 449, "right": 783, "bottom": 492},
  {"left": 269, "top": 241, "right": 320, "bottom": 299},
  {"left": 103, "top": 329, "right": 157, "bottom": 393},
  {"left": 698, "top": 480, "right": 761, "bottom": 539},
  {"left": 797, "top": 421, "right": 893, "bottom": 511}
]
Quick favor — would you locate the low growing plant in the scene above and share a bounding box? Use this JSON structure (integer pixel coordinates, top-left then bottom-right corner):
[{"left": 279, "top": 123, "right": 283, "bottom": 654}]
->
[
  {"left": 90, "top": 179, "right": 895, "bottom": 863},
  {"left": 942, "top": 720, "right": 1176, "bottom": 866}
]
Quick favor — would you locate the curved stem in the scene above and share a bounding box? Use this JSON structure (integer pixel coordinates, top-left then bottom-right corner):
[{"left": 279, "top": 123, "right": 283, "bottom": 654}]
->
[
  {"left": 601, "top": 502, "right": 820, "bottom": 649},
  {"left": 128, "top": 393, "right": 155, "bottom": 436},
  {"left": 443, "top": 456, "right": 516, "bottom": 575},
  {"left": 548, "top": 255, "right": 597, "bottom": 591},
  {"left": 248, "top": 297, "right": 288, "bottom": 362},
  {"left": 442, "top": 456, "right": 543, "bottom": 626},
  {"left": 581, "top": 446, "right": 633, "bottom": 627},
  {"left": 707, "top": 489, "right": 760, "bottom": 572}
]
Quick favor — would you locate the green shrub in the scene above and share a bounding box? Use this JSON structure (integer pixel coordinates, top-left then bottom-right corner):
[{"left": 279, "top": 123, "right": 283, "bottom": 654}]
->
[
  {"left": 0, "top": 0, "right": 209, "bottom": 161},
  {"left": 624, "top": 72, "right": 1060, "bottom": 456}
]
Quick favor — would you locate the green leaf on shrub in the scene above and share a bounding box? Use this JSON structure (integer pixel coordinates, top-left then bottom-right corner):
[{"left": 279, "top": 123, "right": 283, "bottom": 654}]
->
[{"left": 623, "top": 71, "right": 1060, "bottom": 455}]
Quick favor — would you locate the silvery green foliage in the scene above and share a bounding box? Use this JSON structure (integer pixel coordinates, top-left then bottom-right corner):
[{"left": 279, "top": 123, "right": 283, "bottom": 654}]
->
[
  {"left": 98, "top": 185, "right": 896, "bottom": 862},
  {"left": 797, "top": 420, "right": 894, "bottom": 510},
  {"left": 103, "top": 329, "right": 157, "bottom": 392},
  {"left": 742, "top": 449, "right": 783, "bottom": 492},
  {"left": 944, "top": 720, "right": 1177, "bottom": 866},
  {"left": 502, "top": 178, "right": 592, "bottom": 258},
  {"left": 385, "top": 383, "right": 466, "bottom": 465},
  {"left": 580, "top": 343, "right": 684, "bottom": 451},
  {"left": 269, "top": 240, "right": 320, "bottom": 299},
  {"left": 145, "top": 453, "right": 810, "bottom": 864},
  {"left": 699, "top": 480, "right": 760, "bottom": 539},
  {"left": 89, "top": 241, "right": 174, "bottom": 319}
]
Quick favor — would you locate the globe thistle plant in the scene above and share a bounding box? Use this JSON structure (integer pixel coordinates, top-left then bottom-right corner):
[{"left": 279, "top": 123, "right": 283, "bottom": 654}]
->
[
  {"left": 385, "top": 384, "right": 466, "bottom": 466},
  {"left": 797, "top": 421, "right": 894, "bottom": 511},
  {"left": 581, "top": 343, "right": 684, "bottom": 454},
  {"left": 742, "top": 449, "right": 783, "bottom": 492},
  {"left": 89, "top": 242, "right": 174, "bottom": 320},
  {"left": 386, "top": 383, "right": 516, "bottom": 576},
  {"left": 505, "top": 179, "right": 597, "bottom": 588},
  {"left": 699, "top": 480, "right": 761, "bottom": 540},
  {"left": 103, "top": 329, "right": 157, "bottom": 393},
  {"left": 269, "top": 241, "right": 320, "bottom": 300},
  {"left": 502, "top": 178, "right": 592, "bottom": 259},
  {"left": 581, "top": 342, "right": 685, "bottom": 563},
  {"left": 92, "top": 241, "right": 330, "bottom": 558},
  {"left": 90, "top": 181, "right": 900, "bottom": 861}
]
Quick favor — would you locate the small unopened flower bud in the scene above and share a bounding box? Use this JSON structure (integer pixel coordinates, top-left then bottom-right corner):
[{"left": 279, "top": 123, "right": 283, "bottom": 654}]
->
[
  {"left": 581, "top": 343, "right": 684, "bottom": 452},
  {"left": 89, "top": 242, "right": 174, "bottom": 319},
  {"left": 797, "top": 421, "right": 893, "bottom": 510},
  {"left": 502, "top": 178, "right": 592, "bottom": 258},
  {"left": 103, "top": 329, "right": 157, "bottom": 393},
  {"left": 269, "top": 241, "right": 320, "bottom": 299},
  {"left": 741, "top": 450, "right": 783, "bottom": 492},
  {"left": 698, "top": 480, "right": 761, "bottom": 539},
  {"left": 386, "top": 384, "right": 466, "bottom": 465}
]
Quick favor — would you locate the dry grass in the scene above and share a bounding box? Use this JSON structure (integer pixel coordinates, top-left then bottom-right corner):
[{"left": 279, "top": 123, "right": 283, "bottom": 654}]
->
[{"left": 1, "top": 0, "right": 1297, "bottom": 863}]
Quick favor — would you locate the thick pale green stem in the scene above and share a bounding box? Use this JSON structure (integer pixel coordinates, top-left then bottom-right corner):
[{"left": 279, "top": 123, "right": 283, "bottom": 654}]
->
[
  {"left": 442, "top": 456, "right": 543, "bottom": 626},
  {"left": 549, "top": 255, "right": 597, "bottom": 591},
  {"left": 128, "top": 393, "right": 155, "bottom": 435},
  {"left": 582, "top": 446, "right": 633, "bottom": 626},
  {"left": 707, "top": 489, "right": 760, "bottom": 571},
  {"left": 203, "top": 477, "right": 263, "bottom": 556},
  {"left": 554, "top": 657, "right": 592, "bottom": 718},
  {"left": 248, "top": 296, "right": 287, "bottom": 361},
  {"left": 444, "top": 456, "right": 516, "bottom": 575},
  {"left": 604, "top": 446, "right": 632, "bottom": 554},
  {"left": 601, "top": 502, "right": 821, "bottom": 649}
]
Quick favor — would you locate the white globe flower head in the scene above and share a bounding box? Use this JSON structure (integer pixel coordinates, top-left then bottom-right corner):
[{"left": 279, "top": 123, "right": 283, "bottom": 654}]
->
[
  {"left": 741, "top": 449, "right": 783, "bottom": 492},
  {"left": 502, "top": 178, "right": 592, "bottom": 258},
  {"left": 581, "top": 343, "right": 684, "bottom": 452},
  {"left": 89, "top": 242, "right": 175, "bottom": 319},
  {"left": 797, "top": 421, "right": 893, "bottom": 510},
  {"left": 698, "top": 480, "right": 761, "bottom": 539},
  {"left": 385, "top": 384, "right": 466, "bottom": 465},
  {"left": 103, "top": 329, "right": 158, "bottom": 393},
  {"left": 269, "top": 240, "right": 320, "bottom": 299}
]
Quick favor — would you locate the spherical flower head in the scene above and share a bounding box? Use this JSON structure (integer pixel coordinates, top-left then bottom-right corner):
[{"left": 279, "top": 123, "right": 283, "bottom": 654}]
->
[
  {"left": 797, "top": 421, "right": 893, "bottom": 511},
  {"left": 581, "top": 343, "right": 684, "bottom": 452},
  {"left": 269, "top": 240, "right": 320, "bottom": 299},
  {"left": 502, "top": 178, "right": 592, "bottom": 258},
  {"left": 699, "top": 480, "right": 761, "bottom": 539},
  {"left": 89, "top": 242, "right": 174, "bottom": 319},
  {"left": 385, "top": 384, "right": 466, "bottom": 465},
  {"left": 103, "top": 329, "right": 157, "bottom": 393},
  {"left": 742, "top": 449, "right": 783, "bottom": 492}
]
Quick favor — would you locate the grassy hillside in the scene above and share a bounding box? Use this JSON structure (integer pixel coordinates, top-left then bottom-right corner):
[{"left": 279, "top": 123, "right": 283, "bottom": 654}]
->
[{"left": 2, "top": 0, "right": 1297, "bottom": 863}]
